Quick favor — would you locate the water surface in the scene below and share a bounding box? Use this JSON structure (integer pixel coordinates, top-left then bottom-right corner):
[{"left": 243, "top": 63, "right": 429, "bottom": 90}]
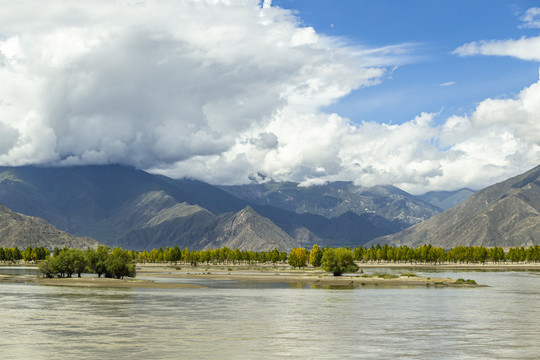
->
[{"left": 1, "top": 267, "right": 538, "bottom": 359}]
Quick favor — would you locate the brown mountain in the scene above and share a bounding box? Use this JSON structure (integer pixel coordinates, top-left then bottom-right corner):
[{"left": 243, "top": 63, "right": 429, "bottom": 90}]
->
[
  {"left": 193, "top": 206, "right": 300, "bottom": 251},
  {"left": 0, "top": 203, "right": 100, "bottom": 249},
  {"left": 369, "top": 165, "right": 540, "bottom": 248},
  {"left": 114, "top": 203, "right": 299, "bottom": 251},
  {"left": 0, "top": 165, "right": 401, "bottom": 249},
  {"left": 219, "top": 181, "right": 441, "bottom": 228}
]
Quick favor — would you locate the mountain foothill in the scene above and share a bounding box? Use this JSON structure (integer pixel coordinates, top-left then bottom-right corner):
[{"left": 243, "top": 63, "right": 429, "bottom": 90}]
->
[{"left": 0, "top": 164, "right": 538, "bottom": 251}]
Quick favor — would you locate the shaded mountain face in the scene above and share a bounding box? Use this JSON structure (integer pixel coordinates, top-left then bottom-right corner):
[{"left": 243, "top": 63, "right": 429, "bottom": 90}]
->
[
  {"left": 219, "top": 181, "right": 441, "bottom": 227},
  {"left": 418, "top": 188, "right": 475, "bottom": 211},
  {"left": 0, "top": 203, "right": 100, "bottom": 249},
  {"left": 0, "top": 165, "right": 400, "bottom": 250},
  {"left": 369, "top": 165, "right": 540, "bottom": 248}
]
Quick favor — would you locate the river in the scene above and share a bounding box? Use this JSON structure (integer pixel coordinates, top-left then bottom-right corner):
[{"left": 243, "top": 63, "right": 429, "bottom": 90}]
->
[{"left": 0, "top": 267, "right": 538, "bottom": 359}]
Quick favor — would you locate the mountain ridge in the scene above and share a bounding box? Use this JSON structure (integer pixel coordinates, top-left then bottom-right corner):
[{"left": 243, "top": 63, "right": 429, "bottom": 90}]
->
[
  {"left": 0, "top": 203, "right": 100, "bottom": 249},
  {"left": 219, "top": 180, "right": 441, "bottom": 227},
  {"left": 369, "top": 165, "right": 540, "bottom": 248},
  {"left": 0, "top": 165, "right": 401, "bottom": 250}
]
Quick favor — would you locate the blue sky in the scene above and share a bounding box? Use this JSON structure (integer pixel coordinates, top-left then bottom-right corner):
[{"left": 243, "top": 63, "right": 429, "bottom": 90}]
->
[
  {"left": 0, "top": 0, "right": 539, "bottom": 193},
  {"left": 273, "top": 0, "right": 540, "bottom": 124}
]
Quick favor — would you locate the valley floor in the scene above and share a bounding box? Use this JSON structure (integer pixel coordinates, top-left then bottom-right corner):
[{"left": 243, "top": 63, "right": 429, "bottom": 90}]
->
[{"left": 3, "top": 261, "right": 539, "bottom": 289}]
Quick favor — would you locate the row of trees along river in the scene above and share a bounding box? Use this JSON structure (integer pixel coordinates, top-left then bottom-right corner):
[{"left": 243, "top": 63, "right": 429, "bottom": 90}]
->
[
  {"left": 132, "top": 244, "right": 540, "bottom": 266},
  {"left": 0, "top": 244, "right": 538, "bottom": 279}
]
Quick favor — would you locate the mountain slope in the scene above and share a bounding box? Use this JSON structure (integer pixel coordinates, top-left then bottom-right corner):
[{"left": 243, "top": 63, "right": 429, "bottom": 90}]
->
[
  {"left": 0, "top": 203, "right": 100, "bottom": 249},
  {"left": 114, "top": 206, "right": 298, "bottom": 251},
  {"left": 219, "top": 181, "right": 441, "bottom": 227},
  {"left": 418, "top": 188, "right": 475, "bottom": 210},
  {"left": 194, "top": 206, "right": 300, "bottom": 251},
  {"left": 369, "top": 165, "right": 540, "bottom": 248}
]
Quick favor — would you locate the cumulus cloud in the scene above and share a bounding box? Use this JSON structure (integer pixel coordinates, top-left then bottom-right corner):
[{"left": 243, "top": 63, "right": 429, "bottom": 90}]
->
[
  {"left": 0, "top": 0, "right": 392, "bottom": 168},
  {"left": 0, "top": 0, "right": 539, "bottom": 193},
  {"left": 156, "top": 73, "right": 540, "bottom": 194}
]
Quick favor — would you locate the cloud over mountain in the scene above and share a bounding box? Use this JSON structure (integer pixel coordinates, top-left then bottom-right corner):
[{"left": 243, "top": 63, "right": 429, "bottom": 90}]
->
[{"left": 0, "top": 0, "right": 539, "bottom": 194}]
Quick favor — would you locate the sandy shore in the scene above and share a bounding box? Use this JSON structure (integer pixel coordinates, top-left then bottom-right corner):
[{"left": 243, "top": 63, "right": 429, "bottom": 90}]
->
[
  {"left": 0, "top": 274, "right": 206, "bottom": 289},
  {"left": 136, "top": 266, "right": 484, "bottom": 288}
]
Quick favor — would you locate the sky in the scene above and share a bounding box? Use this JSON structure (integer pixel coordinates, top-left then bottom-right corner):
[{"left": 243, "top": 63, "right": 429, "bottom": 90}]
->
[{"left": 0, "top": 0, "right": 539, "bottom": 194}]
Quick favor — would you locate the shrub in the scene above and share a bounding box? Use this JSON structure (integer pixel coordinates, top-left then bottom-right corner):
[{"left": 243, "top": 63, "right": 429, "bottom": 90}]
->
[{"left": 321, "top": 248, "right": 359, "bottom": 276}]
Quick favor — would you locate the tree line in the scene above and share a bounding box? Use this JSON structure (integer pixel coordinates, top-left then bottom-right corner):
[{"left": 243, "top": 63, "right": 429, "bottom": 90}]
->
[
  {"left": 2, "top": 243, "right": 538, "bottom": 279},
  {"left": 135, "top": 246, "right": 288, "bottom": 266},
  {"left": 2, "top": 244, "right": 539, "bottom": 267},
  {"left": 352, "top": 244, "right": 540, "bottom": 264},
  {"left": 136, "top": 244, "right": 538, "bottom": 268},
  {"left": 0, "top": 246, "right": 50, "bottom": 261}
]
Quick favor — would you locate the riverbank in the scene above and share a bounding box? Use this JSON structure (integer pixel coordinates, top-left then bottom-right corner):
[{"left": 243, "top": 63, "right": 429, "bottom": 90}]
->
[
  {"left": 356, "top": 262, "right": 540, "bottom": 271},
  {"left": 0, "top": 274, "right": 207, "bottom": 289},
  {"left": 1, "top": 266, "right": 484, "bottom": 288},
  {"left": 136, "top": 265, "right": 484, "bottom": 288}
]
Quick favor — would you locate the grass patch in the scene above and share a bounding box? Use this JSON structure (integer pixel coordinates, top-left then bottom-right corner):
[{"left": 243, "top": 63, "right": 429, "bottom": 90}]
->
[
  {"left": 361, "top": 272, "right": 399, "bottom": 279},
  {"left": 400, "top": 272, "right": 418, "bottom": 277},
  {"left": 454, "top": 278, "right": 477, "bottom": 285}
]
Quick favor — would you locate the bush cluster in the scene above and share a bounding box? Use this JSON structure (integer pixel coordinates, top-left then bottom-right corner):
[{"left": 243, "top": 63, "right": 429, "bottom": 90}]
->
[{"left": 39, "top": 246, "right": 136, "bottom": 279}]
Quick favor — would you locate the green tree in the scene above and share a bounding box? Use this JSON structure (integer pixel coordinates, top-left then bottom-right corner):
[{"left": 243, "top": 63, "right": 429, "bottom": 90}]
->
[
  {"left": 105, "top": 247, "right": 136, "bottom": 279},
  {"left": 321, "top": 248, "right": 359, "bottom": 276},
  {"left": 70, "top": 249, "right": 88, "bottom": 277},
  {"left": 38, "top": 259, "right": 54, "bottom": 278},
  {"left": 309, "top": 244, "right": 323, "bottom": 268},
  {"left": 86, "top": 246, "right": 109, "bottom": 277},
  {"left": 22, "top": 246, "right": 33, "bottom": 261}
]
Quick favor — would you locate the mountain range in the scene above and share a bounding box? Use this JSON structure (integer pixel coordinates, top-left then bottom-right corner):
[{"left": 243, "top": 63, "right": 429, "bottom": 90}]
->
[
  {"left": 1, "top": 164, "right": 537, "bottom": 251},
  {"left": 219, "top": 181, "right": 441, "bottom": 227},
  {"left": 0, "top": 165, "right": 420, "bottom": 250},
  {"left": 370, "top": 164, "right": 540, "bottom": 248}
]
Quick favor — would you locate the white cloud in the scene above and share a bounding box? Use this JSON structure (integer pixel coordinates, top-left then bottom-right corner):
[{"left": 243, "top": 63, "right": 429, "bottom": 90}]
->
[
  {"left": 439, "top": 81, "right": 455, "bottom": 87},
  {"left": 453, "top": 7, "right": 540, "bottom": 62},
  {"left": 0, "top": 0, "right": 538, "bottom": 194},
  {"left": 0, "top": 0, "right": 392, "bottom": 168},
  {"left": 454, "top": 35, "right": 540, "bottom": 62},
  {"left": 156, "top": 73, "right": 540, "bottom": 194},
  {"left": 520, "top": 7, "right": 540, "bottom": 28}
]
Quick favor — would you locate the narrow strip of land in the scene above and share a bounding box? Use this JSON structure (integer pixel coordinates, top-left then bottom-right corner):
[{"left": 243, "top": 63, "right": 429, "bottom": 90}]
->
[
  {"left": 0, "top": 274, "right": 207, "bottom": 289},
  {"left": 136, "top": 266, "right": 483, "bottom": 287}
]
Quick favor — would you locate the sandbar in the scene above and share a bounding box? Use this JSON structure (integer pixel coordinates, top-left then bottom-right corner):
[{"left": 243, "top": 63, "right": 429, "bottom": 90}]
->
[
  {"left": 1, "top": 274, "right": 206, "bottom": 289},
  {"left": 137, "top": 266, "right": 483, "bottom": 288}
]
